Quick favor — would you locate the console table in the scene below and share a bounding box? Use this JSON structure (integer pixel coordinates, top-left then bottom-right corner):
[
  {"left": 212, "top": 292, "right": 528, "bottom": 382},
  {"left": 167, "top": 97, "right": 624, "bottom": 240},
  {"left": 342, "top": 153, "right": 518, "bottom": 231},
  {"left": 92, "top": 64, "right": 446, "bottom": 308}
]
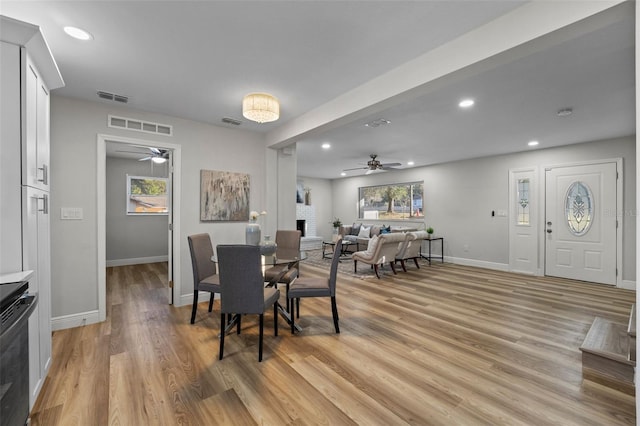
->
[{"left": 420, "top": 237, "right": 444, "bottom": 264}]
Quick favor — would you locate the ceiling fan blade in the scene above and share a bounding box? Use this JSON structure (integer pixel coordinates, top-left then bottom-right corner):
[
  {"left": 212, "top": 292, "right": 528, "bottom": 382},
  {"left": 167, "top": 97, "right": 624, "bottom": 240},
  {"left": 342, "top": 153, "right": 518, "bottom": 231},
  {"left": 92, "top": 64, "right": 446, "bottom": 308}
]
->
[
  {"left": 149, "top": 147, "right": 162, "bottom": 155},
  {"left": 138, "top": 156, "right": 152, "bottom": 161},
  {"left": 381, "top": 162, "right": 401, "bottom": 167},
  {"left": 343, "top": 166, "right": 368, "bottom": 171},
  {"left": 116, "top": 150, "right": 149, "bottom": 154}
]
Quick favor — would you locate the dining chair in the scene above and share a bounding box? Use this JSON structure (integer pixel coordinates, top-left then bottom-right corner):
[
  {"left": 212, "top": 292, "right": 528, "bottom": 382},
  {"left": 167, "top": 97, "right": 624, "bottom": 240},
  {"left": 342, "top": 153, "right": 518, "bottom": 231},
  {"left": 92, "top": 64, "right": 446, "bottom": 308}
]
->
[
  {"left": 264, "top": 230, "right": 301, "bottom": 311},
  {"left": 187, "top": 233, "right": 221, "bottom": 324},
  {"left": 216, "top": 244, "right": 280, "bottom": 362},
  {"left": 287, "top": 238, "right": 342, "bottom": 334}
]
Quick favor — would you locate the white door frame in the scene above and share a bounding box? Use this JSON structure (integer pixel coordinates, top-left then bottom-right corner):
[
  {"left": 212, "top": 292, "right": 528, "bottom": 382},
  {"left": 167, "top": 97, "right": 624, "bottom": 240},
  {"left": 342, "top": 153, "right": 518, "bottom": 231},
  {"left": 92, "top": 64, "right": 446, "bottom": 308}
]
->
[
  {"left": 97, "top": 133, "right": 182, "bottom": 321},
  {"left": 508, "top": 167, "right": 540, "bottom": 275},
  {"left": 542, "top": 158, "right": 623, "bottom": 287}
]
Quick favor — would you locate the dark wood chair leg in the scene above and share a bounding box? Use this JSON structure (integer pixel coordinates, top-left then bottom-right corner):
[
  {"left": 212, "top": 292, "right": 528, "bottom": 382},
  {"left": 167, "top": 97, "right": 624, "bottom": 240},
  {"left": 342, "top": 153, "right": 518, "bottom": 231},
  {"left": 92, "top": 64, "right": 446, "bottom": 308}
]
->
[
  {"left": 331, "top": 296, "right": 340, "bottom": 333},
  {"left": 258, "top": 314, "right": 264, "bottom": 362},
  {"left": 400, "top": 259, "right": 407, "bottom": 272},
  {"left": 296, "top": 298, "right": 300, "bottom": 318},
  {"left": 353, "top": 260, "right": 358, "bottom": 273},
  {"left": 373, "top": 264, "right": 380, "bottom": 278},
  {"left": 291, "top": 302, "right": 296, "bottom": 334},
  {"left": 237, "top": 315, "right": 242, "bottom": 334},
  {"left": 274, "top": 303, "right": 278, "bottom": 336},
  {"left": 285, "top": 282, "right": 290, "bottom": 312},
  {"left": 208, "top": 292, "right": 215, "bottom": 312},
  {"left": 219, "top": 313, "right": 225, "bottom": 360},
  {"left": 413, "top": 257, "right": 420, "bottom": 269},
  {"left": 190, "top": 290, "right": 199, "bottom": 324},
  {"left": 390, "top": 262, "right": 397, "bottom": 275}
]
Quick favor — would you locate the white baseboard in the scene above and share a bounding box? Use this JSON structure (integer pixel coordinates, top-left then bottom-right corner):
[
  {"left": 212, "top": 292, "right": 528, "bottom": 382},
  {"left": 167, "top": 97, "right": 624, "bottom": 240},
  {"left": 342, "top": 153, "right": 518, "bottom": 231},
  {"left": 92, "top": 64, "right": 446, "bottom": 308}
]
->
[
  {"left": 445, "top": 256, "right": 510, "bottom": 272},
  {"left": 620, "top": 280, "right": 636, "bottom": 290},
  {"left": 179, "top": 290, "right": 213, "bottom": 308},
  {"left": 106, "top": 255, "right": 168, "bottom": 267},
  {"left": 52, "top": 309, "right": 101, "bottom": 331}
]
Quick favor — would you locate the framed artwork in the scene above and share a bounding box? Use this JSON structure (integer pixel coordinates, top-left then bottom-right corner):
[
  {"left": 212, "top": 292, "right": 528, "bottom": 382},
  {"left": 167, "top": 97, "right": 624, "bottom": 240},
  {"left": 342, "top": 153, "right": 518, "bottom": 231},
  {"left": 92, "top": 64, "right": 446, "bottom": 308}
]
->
[{"left": 200, "top": 170, "right": 250, "bottom": 221}]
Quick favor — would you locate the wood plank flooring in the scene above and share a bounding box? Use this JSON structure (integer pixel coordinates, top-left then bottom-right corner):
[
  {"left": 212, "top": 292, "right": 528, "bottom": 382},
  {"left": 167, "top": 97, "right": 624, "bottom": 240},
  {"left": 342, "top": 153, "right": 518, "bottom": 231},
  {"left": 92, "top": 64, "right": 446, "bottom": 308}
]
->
[{"left": 30, "top": 259, "right": 636, "bottom": 425}]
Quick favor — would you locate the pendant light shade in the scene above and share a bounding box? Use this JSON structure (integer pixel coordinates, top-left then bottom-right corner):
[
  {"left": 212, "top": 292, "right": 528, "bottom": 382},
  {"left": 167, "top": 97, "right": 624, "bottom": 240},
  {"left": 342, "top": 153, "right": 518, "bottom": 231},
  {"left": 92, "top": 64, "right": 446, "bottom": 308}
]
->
[{"left": 242, "top": 92, "right": 280, "bottom": 123}]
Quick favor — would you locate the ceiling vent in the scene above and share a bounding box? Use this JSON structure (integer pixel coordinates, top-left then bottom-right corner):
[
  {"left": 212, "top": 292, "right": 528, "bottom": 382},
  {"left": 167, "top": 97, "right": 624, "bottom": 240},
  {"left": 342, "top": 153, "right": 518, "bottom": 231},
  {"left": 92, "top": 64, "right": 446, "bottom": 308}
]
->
[
  {"left": 97, "top": 90, "right": 129, "bottom": 103},
  {"left": 222, "top": 117, "right": 242, "bottom": 126},
  {"left": 108, "top": 115, "right": 173, "bottom": 136}
]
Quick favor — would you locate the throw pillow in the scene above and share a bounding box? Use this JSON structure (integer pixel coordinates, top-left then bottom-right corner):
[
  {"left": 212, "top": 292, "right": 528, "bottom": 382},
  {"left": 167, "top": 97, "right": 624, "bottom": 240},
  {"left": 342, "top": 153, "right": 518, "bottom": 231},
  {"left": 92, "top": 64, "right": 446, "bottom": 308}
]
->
[
  {"left": 358, "top": 226, "right": 371, "bottom": 238},
  {"left": 351, "top": 223, "right": 361, "bottom": 236}
]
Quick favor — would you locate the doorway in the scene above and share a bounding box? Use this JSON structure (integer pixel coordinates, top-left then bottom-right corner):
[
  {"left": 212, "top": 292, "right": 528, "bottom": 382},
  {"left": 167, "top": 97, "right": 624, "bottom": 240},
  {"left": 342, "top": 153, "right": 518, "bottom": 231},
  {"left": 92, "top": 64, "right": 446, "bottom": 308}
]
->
[
  {"left": 544, "top": 161, "right": 619, "bottom": 285},
  {"left": 97, "top": 134, "right": 182, "bottom": 322}
]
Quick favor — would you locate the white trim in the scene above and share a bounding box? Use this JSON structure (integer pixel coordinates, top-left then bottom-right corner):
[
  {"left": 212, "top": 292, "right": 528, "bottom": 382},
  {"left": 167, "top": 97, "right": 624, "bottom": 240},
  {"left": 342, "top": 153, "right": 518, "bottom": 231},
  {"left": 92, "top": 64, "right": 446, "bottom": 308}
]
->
[
  {"left": 97, "top": 134, "right": 183, "bottom": 326},
  {"left": 446, "top": 256, "right": 509, "bottom": 272},
  {"left": 180, "top": 291, "right": 213, "bottom": 309},
  {"left": 106, "top": 256, "right": 169, "bottom": 267},
  {"left": 51, "top": 310, "right": 101, "bottom": 331},
  {"left": 621, "top": 280, "right": 636, "bottom": 291},
  {"left": 542, "top": 158, "right": 624, "bottom": 288}
]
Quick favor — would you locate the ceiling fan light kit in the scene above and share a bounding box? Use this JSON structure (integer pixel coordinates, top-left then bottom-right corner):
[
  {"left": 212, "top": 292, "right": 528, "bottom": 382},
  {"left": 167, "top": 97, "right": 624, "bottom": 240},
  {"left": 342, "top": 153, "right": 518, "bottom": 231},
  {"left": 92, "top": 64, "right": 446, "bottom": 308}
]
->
[
  {"left": 344, "top": 154, "right": 401, "bottom": 174},
  {"left": 242, "top": 92, "right": 280, "bottom": 123}
]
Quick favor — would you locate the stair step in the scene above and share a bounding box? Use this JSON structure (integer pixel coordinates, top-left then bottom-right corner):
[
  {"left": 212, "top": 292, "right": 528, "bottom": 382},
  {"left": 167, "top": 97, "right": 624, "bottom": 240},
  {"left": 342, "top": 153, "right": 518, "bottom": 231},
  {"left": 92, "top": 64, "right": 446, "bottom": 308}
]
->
[
  {"left": 580, "top": 317, "right": 634, "bottom": 364},
  {"left": 580, "top": 317, "right": 635, "bottom": 395}
]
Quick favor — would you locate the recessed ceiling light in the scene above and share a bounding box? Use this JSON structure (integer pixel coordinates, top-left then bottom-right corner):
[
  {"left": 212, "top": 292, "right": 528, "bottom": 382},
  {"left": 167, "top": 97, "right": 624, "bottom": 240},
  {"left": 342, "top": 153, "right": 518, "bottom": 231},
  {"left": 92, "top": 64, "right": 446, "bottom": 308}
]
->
[
  {"left": 64, "top": 26, "right": 93, "bottom": 41},
  {"left": 459, "top": 99, "right": 475, "bottom": 108},
  {"left": 528, "top": 140, "right": 539, "bottom": 147},
  {"left": 340, "top": 172, "right": 346, "bottom": 176},
  {"left": 557, "top": 108, "right": 573, "bottom": 117},
  {"left": 321, "top": 143, "right": 331, "bottom": 149},
  {"left": 364, "top": 118, "right": 391, "bottom": 127},
  {"left": 407, "top": 161, "right": 415, "bottom": 166}
]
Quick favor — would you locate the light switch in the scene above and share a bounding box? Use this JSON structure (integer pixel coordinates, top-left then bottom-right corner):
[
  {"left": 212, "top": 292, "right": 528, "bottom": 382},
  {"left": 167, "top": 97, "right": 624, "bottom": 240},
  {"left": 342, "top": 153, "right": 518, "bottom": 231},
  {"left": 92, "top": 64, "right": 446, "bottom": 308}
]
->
[{"left": 61, "top": 207, "right": 83, "bottom": 220}]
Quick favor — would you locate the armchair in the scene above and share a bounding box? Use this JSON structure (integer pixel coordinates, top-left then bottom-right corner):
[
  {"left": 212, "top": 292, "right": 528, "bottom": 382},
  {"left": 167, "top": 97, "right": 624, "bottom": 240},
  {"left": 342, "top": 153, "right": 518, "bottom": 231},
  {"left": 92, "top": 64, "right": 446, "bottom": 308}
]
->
[
  {"left": 395, "top": 231, "right": 429, "bottom": 271},
  {"left": 352, "top": 232, "right": 407, "bottom": 278}
]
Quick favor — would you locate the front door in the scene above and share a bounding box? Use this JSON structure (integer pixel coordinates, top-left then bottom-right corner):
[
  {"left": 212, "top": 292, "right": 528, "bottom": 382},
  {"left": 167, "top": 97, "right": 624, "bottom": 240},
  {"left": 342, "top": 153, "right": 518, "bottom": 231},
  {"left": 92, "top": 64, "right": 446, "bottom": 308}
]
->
[{"left": 544, "top": 162, "right": 617, "bottom": 285}]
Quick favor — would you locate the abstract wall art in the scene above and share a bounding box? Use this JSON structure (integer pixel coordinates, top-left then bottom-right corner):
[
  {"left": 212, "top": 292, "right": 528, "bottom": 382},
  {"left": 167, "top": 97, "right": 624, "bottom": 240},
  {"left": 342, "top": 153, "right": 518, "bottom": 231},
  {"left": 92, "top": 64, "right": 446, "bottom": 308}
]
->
[{"left": 200, "top": 170, "right": 250, "bottom": 221}]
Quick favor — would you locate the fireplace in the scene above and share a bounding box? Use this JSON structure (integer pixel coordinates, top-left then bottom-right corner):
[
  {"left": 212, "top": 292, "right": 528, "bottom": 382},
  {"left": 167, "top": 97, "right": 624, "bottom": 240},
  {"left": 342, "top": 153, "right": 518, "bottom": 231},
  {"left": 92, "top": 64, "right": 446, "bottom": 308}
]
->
[{"left": 296, "top": 220, "right": 306, "bottom": 237}]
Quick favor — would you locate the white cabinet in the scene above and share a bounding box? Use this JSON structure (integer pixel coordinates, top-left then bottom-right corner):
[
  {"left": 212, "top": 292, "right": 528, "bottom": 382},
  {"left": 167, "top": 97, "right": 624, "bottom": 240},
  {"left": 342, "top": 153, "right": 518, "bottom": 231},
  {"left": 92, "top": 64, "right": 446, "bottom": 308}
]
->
[
  {"left": 23, "top": 53, "right": 50, "bottom": 191},
  {"left": 0, "top": 15, "right": 63, "bottom": 410}
]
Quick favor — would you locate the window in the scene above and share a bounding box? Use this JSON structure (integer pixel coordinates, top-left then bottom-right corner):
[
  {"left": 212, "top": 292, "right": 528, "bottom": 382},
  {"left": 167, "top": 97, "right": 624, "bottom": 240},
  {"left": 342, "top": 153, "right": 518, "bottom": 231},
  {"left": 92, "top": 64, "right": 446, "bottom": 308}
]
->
[
  {"left": 565, "top": 181, "right": 593, "bottom": 236},
  {"left": 358, "top": 182, "right": 423, "bottom": 220},
  {"left": 126, "top": 175, "right": 169, "bottom": 215},
  {"left": 516, "top": 178, "right": 530, "bottom": 225}
]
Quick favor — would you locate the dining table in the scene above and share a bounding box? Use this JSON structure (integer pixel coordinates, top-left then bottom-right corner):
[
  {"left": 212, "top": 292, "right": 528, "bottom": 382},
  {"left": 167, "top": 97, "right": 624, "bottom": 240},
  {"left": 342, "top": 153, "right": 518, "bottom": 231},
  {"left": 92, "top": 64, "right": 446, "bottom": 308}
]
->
[{"left": 213, "top": 249, "right": 307, "bottom": 333}]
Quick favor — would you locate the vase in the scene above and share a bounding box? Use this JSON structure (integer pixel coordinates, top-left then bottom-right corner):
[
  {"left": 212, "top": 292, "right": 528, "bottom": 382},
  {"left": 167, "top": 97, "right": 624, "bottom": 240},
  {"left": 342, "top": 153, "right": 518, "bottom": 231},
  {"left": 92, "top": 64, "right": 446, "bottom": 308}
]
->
[
  {"left": 260, "top": 235, "right": 277, "bottom": 256},
  {"left": 246, "top": 222, "right": 261, "bottom": 246}
]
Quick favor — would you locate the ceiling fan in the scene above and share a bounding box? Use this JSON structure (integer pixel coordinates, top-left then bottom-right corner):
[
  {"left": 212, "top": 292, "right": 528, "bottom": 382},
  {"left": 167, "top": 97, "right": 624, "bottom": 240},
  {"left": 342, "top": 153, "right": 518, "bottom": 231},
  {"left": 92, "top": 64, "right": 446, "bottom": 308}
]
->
[
  {"left": 116, "top": 146, "right": 169, "bottom": 163},
  {"left": 344, "top": 154, "right": 401, "bottom": 174}
]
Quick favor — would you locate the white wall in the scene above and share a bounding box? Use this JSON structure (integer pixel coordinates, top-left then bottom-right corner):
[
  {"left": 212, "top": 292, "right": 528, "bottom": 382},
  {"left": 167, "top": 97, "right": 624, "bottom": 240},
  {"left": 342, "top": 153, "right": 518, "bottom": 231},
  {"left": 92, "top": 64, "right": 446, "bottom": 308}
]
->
[
  {"left": 330, "top": 136, "right": 635, "bottom": 282},
  {"left": 50, "top": 96, "right": 270, "bottom": 319},
  {"left": 296, "top": 176, "right": 333, "bottom": 240},
  {"left": 105, "top": 156, "right": 168, "bottom": 264}
]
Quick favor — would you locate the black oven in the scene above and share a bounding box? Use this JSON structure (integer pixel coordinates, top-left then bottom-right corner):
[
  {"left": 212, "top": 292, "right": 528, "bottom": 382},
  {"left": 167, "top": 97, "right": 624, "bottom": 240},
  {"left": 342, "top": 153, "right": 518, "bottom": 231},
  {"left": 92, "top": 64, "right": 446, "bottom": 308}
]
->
[{"left": 0, "top": 281, "right": 37, "bottom": 426}]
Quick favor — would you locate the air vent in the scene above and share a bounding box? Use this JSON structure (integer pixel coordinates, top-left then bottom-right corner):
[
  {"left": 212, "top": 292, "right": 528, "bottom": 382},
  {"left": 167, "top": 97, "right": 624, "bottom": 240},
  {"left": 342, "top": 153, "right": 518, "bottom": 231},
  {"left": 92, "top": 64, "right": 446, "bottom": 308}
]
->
[
  {"left": 97, "top": 90, "right": 129, "bottom": 104},
  {"left": 108, "top": 115, "right": 173, "bottom": 136},
  {"left": 222, "top": 117, "right": 242, "bottom": 126}
]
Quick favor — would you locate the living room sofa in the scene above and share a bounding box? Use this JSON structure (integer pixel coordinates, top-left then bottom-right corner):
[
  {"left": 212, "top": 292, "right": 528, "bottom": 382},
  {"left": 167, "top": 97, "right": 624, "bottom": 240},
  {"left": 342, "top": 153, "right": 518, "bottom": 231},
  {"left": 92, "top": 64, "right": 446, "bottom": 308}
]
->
[{"left": 339, "top": 223, "right": 418, "bottom": 251}]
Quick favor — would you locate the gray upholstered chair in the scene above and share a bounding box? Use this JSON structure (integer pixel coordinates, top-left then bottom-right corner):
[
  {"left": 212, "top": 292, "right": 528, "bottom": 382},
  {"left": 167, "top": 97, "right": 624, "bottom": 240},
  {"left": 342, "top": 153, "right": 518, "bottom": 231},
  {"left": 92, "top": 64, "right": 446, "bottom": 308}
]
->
[
  {"left": 187, "top": 233, "right": 221, "bottom": 324},
  {"left": 287, "top": 238, "right": 342, "bottom": 334},
  {"left": 395, "top": 231, "right": 428, "bottom": 271},
  {"left": 351, "top": 232, "right": 406, "bottom": 278},
  {"left": 264, "top": 230, "right": 301, "bottom": 311},
  {"left": 216, "top": 244, "right": 280, "bottom": 362}
]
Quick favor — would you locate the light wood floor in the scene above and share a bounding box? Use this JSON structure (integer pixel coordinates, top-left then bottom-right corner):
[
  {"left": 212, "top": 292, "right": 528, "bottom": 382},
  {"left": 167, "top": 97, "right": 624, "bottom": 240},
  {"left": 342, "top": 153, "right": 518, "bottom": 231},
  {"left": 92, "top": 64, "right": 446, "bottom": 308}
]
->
[{"left": 30, "top": 259, "right": 636, "bottom": 425}]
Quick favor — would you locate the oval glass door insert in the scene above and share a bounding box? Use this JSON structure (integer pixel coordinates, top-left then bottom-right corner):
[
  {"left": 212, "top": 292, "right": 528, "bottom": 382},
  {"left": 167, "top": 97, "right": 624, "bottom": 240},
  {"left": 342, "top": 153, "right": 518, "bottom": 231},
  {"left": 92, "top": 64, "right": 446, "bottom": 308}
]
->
[{"left": 565, "top": 181, "right": 593, "bottom": 236}]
